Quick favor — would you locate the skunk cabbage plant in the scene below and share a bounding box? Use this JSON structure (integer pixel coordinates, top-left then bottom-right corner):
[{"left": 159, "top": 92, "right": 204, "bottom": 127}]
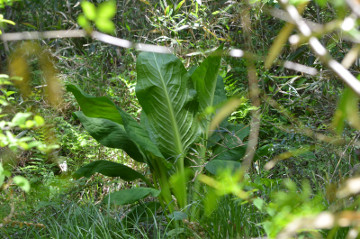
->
[{"left": 67, "top": 48, "right": 249, "bottom": 212}]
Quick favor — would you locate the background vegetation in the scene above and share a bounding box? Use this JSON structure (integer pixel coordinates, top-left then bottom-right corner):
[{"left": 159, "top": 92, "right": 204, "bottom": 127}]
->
[{"left": 1, "top": 0, "right": 360, "bottom": 238}]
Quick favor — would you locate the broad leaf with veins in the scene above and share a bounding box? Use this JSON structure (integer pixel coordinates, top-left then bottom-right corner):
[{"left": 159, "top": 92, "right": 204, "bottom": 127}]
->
[{"left": 136, "top": 52, "right": 199, "bottom": 160}]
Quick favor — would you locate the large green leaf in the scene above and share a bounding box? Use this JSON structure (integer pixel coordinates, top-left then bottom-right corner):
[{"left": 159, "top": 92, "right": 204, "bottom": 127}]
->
[
  {"left": 74, "top": 111, "right": 145, "bottom": 162},
  {"left": 73, "top": 160, "right": 146, "bottom": 182},
  {"left": 119, "top": 110, "right": 163, "bottom": 159},
  {"left": 119, "top": 110, "right": 172, "bottom": 168},
  {"left": 191, "top": 47, "right": 223, "bottom": 112},
  {"left": 136, "top": 52, "right": 198, "bottom": 159},
  {"left": 103, "top": 187, "right": 160, "bottom": 205},
  {"left": 67, "top": 84, "right": 123, "bottom": 124}
]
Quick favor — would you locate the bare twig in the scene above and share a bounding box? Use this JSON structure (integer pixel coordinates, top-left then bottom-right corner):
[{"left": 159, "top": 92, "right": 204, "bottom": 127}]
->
[
  {"left": 240, "top": 5, "right": 261, "bottom": 172},
  {"left": 279, "top": 0, "right": 360, "bottom": 96}
]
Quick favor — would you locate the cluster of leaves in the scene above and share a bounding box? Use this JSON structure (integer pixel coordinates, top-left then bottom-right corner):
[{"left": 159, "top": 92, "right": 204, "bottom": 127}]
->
[
  {"left": 77, "top": 0, "right": 116, "bottom": 34},
  {"left": 0, "top": 75, "right": 57, "bottom": 153},
  {"left": 4, "top": 0, "right": 360, "bottom": 238},
  {"left": 67, "top": 48, "right": 250, "bottom": 222}
]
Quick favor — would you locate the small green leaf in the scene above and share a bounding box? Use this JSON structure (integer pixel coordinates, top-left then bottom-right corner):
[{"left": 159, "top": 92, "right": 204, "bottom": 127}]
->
[
  {"left": 77, "top": 14, "right": 91, "bottom": 31},
  {"left": 81, "top": 1, "right": 97, "bottom": 21},
  {"left": 25, "top": 120, "right": 35, "bottom": 128},
  {"left": 13, "top": 176, "right": 30, "bottom": 192},
  {"left": 175, "top": 0, "right": 185, "bottom": 12},
  {"left": 12, "top": 112, "right": 32, "bottom": 126},
  {"left": 74, "top": 160, "right": 146, "bottom": 182},
  {"left": 104, "top": 187, "right": 160, "bottom": 205},
  {"left": 1, "top": 19, "right": 15, "bottom": 25},
  {"left": 95, "top": 18, "right": 115, "bottom": 34},
  {"left": 125, "top": 23, "right": 131, "bottom": 31},
  {"left": 253, "top": 197, "right": 265, "bottom": 211},
  {"left": 0, "top": 163, "right": 10, "bottom": 187},
  {"left": 97, "top": 0, "right": 116, "bottom": 19},
  {"left": 34, "top": 115, "right": 45, "bottom": 126},
  {"left": 164, "top": 5, "right": 170, "bottom": 16}
]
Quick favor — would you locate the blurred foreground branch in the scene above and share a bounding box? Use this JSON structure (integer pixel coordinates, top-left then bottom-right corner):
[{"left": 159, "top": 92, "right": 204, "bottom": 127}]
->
[{"left": 279, "top": 0, "right": 360, "bottom": 96}]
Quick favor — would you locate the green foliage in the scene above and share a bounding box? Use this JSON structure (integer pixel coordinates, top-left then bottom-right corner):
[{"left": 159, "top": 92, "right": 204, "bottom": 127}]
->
[
  {"left": 78, "top": 0, "right": 116, "bottom": 34},
  {"left": 0, "top": 0, "right": 18, "bottom": 8},
  {"left": 332, "top": 86, "right": 360, "bottom": 133},
  {"left": 257, "top": 180, "right": 325, "bottom": 238},
  {"left": 0, "top": 14, "right": 15, "bottom": 34},
  {"left": 0, "top": 163, "right": 30, "bottom": 192},
  {"left": 0, "top": 75, "right": 57, "bottom": 152},
  {"left": 104, "top": 187, "right": 160, "bottom": 206},
  {"left": 0, "top": 0, "right": 16, "bottom": 35},
  {"left": 5, "top": 0, "right": 360, "bottom": 238},
  {"left": 67, "top": 49, "right": 248, "bottom": 213},
  {"left": 73, "top": 160, "right": 148, "bottom": 183}
]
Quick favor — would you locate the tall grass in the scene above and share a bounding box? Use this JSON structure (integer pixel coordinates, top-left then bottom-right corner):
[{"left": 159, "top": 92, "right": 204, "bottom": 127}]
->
[{"left": 0, "top": 199, "right": 168, "bottom": 239}]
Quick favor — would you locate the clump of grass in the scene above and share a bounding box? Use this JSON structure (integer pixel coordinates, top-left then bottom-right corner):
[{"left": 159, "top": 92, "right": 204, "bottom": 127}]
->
[{"left": 1, "top": 199, "right": 170, "bottom": 239}]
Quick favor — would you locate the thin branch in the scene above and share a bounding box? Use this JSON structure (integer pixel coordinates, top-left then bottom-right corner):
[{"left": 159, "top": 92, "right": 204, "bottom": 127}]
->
[
  {"left": 1, "top": 29, "right": 246, "bottom": 56},
  {"left": 279, "top": 0, "right": 360, "bottom": 96}
]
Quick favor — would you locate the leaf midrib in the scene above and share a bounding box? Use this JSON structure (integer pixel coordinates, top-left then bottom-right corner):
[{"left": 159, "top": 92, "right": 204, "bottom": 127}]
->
[{"left": 153, "top": 53, "right": 184, "bottom": 156}]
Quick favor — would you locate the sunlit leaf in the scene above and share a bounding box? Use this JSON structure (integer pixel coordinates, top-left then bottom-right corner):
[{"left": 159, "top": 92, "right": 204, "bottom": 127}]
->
[
  {"left": 1, "top": 18, "right": 15, "bottom": 25},
  {"left": 0, "top": 163, "right": 11, "bottom": 187},
  {"left": 164, "top": 6, "right": 170, "bottom": 16},
  {"left": 315, "top": 0, "right": 327, "bottom": 7},
  {"left": 34, "top": 115, "right": 45, "bottom": 126},
  {"left": 97, "top": 0, "right": 116, "bottom": 19},
  {"left": 95, "top": 18, "right": 115, "bottom": 34},
  {"left": 77, "top": 14, "right": 91, "bottom": 31},
  {"left": 25, "top": 120, "right": 35, "bottom": 128},
  {"left": 12, "top": 112, "right": 32, "bottom": 126},
  {"left": 175, "top": 0, "right": 185, "bottom": 12},
  {"left": 13, "top": 176, "right": 30, "bottom": 192},
  {"left": 81, "top": 1, "right": 97, "bottom": 21}
]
